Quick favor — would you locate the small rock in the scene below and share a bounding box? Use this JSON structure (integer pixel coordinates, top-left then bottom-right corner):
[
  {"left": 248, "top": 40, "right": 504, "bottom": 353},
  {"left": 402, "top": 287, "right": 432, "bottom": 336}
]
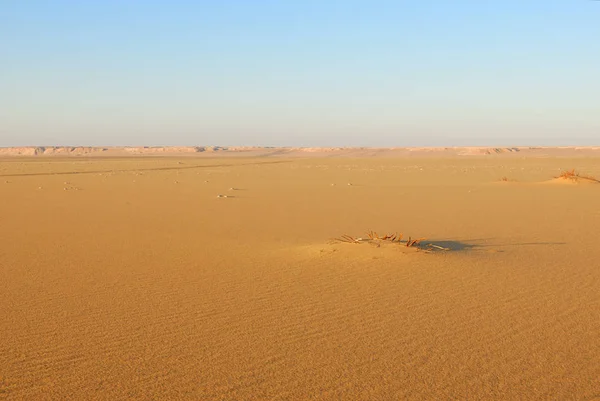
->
[{"left": 217, "top": 194, "right": 229, "bottom": 198}]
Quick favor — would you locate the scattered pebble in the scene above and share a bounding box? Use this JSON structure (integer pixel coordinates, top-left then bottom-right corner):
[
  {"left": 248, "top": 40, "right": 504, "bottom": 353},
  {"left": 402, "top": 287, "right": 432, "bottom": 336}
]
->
[
  {"left": 347, "top": 183, "right": 353, "bottom": 186},
  {"left": 228, "top": 187, "right": 238, "bottom": 191},
  {"left": 217, "top": 194, "right": 229, "bottom": 198},
  {"left": 38, "top": 187, "right": 43, "bottom": 190},
  {"left": 330, "top": 183, "right": 335, "bottom": 186}
]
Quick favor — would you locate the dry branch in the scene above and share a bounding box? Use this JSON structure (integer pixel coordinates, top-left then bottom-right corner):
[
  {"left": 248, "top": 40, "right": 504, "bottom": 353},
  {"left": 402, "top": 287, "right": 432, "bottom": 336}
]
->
[
  {"left": 406, "top": 237, "right": 426, "bottom": 247},
  {"left": 556, "top": 169, "right": 599, "bottom": 182}
]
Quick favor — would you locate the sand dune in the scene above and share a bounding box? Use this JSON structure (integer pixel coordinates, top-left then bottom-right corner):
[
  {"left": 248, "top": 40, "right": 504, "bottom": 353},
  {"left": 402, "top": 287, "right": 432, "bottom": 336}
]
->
[
  {"left": 547, "top": 177, "right": 599, "bottom": 185},
  {"left": 1, "top": 152, "right": 599, "bottom": 400}
]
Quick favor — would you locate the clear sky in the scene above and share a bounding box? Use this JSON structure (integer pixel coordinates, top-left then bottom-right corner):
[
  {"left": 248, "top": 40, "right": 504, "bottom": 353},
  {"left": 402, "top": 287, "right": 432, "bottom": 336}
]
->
[{"left": 1, "top": 1, "right": 598, "bottom": 147}]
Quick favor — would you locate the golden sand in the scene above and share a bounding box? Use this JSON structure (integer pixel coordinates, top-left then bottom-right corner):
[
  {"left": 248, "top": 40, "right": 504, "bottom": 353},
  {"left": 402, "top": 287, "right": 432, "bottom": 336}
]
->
[{"left": 1, "top": 153, "right": 599, "bottom": 400}]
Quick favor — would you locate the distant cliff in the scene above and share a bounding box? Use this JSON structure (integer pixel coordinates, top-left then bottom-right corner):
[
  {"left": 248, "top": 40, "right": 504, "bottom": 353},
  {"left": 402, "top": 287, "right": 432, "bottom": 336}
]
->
[
  {"left": 1, "top": 146, "right": 598, "bottom": 158},
  {"left": 0, "top": 146, "right": 227, "bottom": 156}
]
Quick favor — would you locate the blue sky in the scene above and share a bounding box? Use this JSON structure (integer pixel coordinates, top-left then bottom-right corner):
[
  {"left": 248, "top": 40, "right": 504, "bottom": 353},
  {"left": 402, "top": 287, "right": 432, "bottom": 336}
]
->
[{"left": 1, "top": 1, "right": 598, "bottom": 147}]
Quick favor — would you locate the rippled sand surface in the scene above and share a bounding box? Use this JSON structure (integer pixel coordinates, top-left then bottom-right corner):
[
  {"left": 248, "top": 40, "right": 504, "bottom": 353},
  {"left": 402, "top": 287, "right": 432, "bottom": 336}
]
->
[{"left": 1, "top": 155, "right": 599, "bottom": 400}]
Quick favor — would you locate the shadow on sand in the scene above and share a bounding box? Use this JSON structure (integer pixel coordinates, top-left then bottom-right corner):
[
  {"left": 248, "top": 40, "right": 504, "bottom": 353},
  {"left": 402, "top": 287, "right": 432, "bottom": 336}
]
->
[
  {"left": 421, "top": 239, "right": 566, "bottom": 252},
  {"left": 421, "top": 240, "right": 479, "bottom": 251}
]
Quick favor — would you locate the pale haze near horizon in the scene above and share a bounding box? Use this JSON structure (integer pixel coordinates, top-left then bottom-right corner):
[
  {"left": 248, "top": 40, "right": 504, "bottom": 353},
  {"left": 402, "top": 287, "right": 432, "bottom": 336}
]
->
[{"left": 1, "top": 1, "right": 598, "bottom": 148}]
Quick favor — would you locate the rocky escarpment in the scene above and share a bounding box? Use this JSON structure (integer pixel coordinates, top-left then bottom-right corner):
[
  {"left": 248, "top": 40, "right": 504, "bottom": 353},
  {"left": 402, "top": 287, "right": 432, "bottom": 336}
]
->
[
  {"left": 2, "top": 146, "right": 598, "bottom": 158},
  {"left": 457, "top": 147, "right": 521, "bottom": 155},
  {"left": 0, "top": 146, "right": 229, "bottom": 156},
  {"left": 0, "top": 147, "right": 109, "bottom": 156},
  {"left": 122, "top": 146, "right": 227, "bottom": 154}
]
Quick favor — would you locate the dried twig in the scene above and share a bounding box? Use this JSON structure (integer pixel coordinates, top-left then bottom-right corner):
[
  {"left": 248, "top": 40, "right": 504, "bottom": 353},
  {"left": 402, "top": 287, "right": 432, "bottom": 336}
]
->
[
  {"left": 334, "top": 235, "right": 362, "bottom": 244},
  {"left": 428, "top": 244, "right": 450, "bottom": 251},
  {"left": 406, "top": 237, "right": 426, "bottom": 247}
]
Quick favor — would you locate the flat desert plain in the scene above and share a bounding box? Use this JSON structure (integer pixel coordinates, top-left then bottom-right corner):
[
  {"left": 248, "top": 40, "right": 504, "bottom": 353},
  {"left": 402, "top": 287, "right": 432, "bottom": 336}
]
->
[{"left": 1, "top": 149, "right": 599, "bottom": 400}]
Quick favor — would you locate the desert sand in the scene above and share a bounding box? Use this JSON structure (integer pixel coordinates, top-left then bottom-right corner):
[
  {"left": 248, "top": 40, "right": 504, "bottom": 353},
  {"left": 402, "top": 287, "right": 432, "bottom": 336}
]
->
[{"left": 1, "top": 148, "right": 599, "bottom": 400}]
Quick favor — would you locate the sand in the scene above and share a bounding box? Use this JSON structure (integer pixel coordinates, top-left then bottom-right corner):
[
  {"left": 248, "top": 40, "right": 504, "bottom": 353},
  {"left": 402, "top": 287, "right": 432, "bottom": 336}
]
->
[{"left": 1, "top": 150, "right": 599, "bottom": 400}]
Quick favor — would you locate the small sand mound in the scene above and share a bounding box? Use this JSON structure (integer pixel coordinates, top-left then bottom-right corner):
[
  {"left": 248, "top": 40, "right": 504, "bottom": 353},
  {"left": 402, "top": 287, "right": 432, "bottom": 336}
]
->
[
  {"left": 332, "top": 240, "right": 426, "bottom": 253},
  {"left": 292, "top": 236, "right": 472, "bottom": 263},
  {"left": 547, "top": 176, "right": 599, "bottom": 185},
  {"left": 547, "top": 169, "right": 600, "bottom": 185},
  {"left": 325, "top": 232, "right": 457, "bottom": 254},
  {"left": 294, "top": 241, "right": 425, "bottom": 263},
  {"left": 287, "top": 232, "right": 450, "bottom": 262}
]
